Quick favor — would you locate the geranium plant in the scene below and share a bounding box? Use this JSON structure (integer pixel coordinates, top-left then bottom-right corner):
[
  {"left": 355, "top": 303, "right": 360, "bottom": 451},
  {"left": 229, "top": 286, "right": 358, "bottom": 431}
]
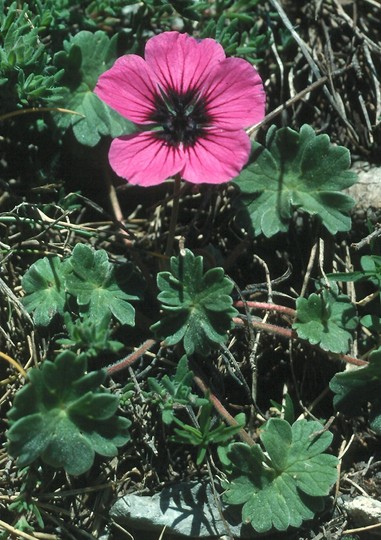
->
[{"left": 3, "top": 7, "right": 373, "bottom": 539}]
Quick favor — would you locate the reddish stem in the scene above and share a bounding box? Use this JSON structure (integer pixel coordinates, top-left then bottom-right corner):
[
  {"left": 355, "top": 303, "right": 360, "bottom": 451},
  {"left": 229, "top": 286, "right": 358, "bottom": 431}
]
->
[
  {"left": 106, "top": 339, "right": 156, "bottom": 376},
  {"left": 233, "top": 317, "right": 295, "bottom": 339},
  {"left": 193, "top": 375, "right": 256, "bottom": 447},
  {"left": 234, "top": 301, "right": 297, "bottom": 318},
  {"left": 335, "top": 353, "right": 367, "bottom": 367},
  {"left": 233, "top": 317, "right": 368, "bottom": 367}
]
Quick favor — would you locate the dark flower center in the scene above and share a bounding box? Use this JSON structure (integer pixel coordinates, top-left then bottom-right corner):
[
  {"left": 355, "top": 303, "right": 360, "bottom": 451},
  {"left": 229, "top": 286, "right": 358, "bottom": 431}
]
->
[{"left": 150, "top": 87, "right": 211, "bottom": 147}]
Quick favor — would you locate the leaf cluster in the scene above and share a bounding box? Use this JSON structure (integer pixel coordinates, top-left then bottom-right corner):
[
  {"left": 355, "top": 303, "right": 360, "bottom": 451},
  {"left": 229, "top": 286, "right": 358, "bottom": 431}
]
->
[
  {"left": 151, "top": 249, "right": 238, "bottom": 356},
  {"left": 200, "top": 4, "right": 271, "bottom": 63},
  {"left": 56, "top": 313, "right": 124, "bottom": 357},
  {"left": 222, "top": 419, "right": 338, "bottom": 533},
  {"left": 233, "top": 124, "right": 357, "bottom": 237},
  {"left": 171, "top": 401, "right": 245, "bottom": 465},
  {"left": 146, "top": 356, "right": 208, "bottom": 424},
  {"left": 0, "top": 1, "right": 64, "bottom": 107},
  {"left": 21, "top": 243, "right": 143, "bottom": 355},
  {"left": 7, "top": 351, "right": 131, "bottom": 475}
]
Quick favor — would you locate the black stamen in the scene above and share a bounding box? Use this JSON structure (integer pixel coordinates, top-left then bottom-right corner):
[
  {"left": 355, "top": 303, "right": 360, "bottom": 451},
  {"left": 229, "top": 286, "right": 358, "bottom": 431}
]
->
[{"left": 150, "top": 87, "right": 211, "bottom": 147}]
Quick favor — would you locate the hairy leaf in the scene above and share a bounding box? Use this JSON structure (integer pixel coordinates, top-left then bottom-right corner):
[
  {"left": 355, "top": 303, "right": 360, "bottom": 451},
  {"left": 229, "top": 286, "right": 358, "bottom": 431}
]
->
[
  {"left": 21, "top": 256, "right": 70, "bottom": 326},
  {"left": 151, "top": 249, "right": 238, "bottom": 356},
  {"left": 223, "top": 418, "right": 338, "bottom": 533},
  {"left": 66, "top": 243, "right": 142, "bottom": 326},
  {"left": 293, "top": 286, "right": 358, "bottom": 354},
  {"left": 53, "top": 31, "right": 135, "bottom": 146},
  {"left": 233, "top": 124, "right": 357, "bottom": 237},
  {"left": 7, "top": 351, "right": 131, "bottom": 475}
]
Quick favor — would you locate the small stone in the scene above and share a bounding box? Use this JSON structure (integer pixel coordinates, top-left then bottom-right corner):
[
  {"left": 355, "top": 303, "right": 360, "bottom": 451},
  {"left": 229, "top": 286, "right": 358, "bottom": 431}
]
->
[
  {"left": 343, "top": 495, "right": 381, "bottom": 526},
  {"left": 110, "top": 481, "right": 258, "bottom": 538}
]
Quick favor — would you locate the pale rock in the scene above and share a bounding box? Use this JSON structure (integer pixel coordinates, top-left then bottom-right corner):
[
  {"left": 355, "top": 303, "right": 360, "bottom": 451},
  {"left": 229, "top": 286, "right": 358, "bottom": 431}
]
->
[{"left": 110, "top": 481, "right": 258, "bottom": 538}]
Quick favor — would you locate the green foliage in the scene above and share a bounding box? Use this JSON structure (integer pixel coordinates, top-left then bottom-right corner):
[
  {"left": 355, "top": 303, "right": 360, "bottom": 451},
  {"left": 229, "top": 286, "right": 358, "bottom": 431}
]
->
[
  {"left": 330, "top": 347, "right": 381, "bottom": 434},
  {"left": 171, "top": 401, "right": 245, "bottom": 465},
  {"left": 65, "top": 243, "right": 142, "bottom": 325},
  {"left": 53, "top": 30, "right": 135, "bottom": 146},
  {"left": 57, "top": 313, "right": 124, "bottom": 357},
  {"left": 7, "top": 351, "right": 131, "bottom": 475},
  {"left": 22, "top": 244, "right": 142, "bottom": 328},
  {"left": 21, "top": 256, "right": 71, "bottom": 326},
  {"left": 222, "top": 418, "right": 338, "bottom": 533},
  {"left": 328, "top": 255, "right": 381, "bottom": 287},
  {"left": 0, "top": 1, "right": 64, "bottom": 107},
  {"left": 6, "top": 467, "right": 44, "bottom": 535},
  {"left": 270, "top": 393, "right": 295, "bottom": 425},
  {"left": 151, "top": 249, "right": 238, "bottom": 356},
  {"left": 200, "top": 8, "right": 270, "bottom": 63},
  {"left": 233, "top": 124, "right": 357, "bottom": 237},
  {"left": 293, "top": 285, "right": 358, "bottom": 354},
  {"left": 129, "top": 0, "right": 209, "bottom": 22},
  {"left": 146, "top": 356, "right": 208, "bottom": 424}
]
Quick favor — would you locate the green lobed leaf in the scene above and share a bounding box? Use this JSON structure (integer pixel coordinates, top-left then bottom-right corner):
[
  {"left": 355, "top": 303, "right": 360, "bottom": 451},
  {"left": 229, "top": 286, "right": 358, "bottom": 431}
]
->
[
  {"left": 21, "top": 256, "right": 70, "bottom": 326},
  {"left": 330, "top": 347, "right": 381, "bottom": 434},
  {"left": 293, "top": 286, "right": 358, "bottom": 354},
  {"left": 53, "top": 30, "right": 136, "bottom": 146},
  {"left": 223, "top": 418, "right": 338, "bottom": 533},
  {"left": 151, "top": 249, "right": 238, "bottom": 356},
  {"left": 65, "top": 243, "right": 142, "bottom": 326},
  {"left": 233, "top": 124, "right": 357, "bottom": 237},
  {"left": 7, "top": 351, "right": 131, "bottom": 475}
]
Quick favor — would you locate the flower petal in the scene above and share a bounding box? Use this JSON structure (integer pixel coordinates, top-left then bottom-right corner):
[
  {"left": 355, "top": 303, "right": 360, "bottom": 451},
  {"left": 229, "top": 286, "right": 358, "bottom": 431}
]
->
[
  {"left": 94, "top": 55, "right": 159, "bottom": 124},
  {"left": 180, "top": 129, "right": 251, "bottom": 184},
  {"left": 108, "top": 132, "right": 184, "bottom": 186},
  {"left": 144, "top": 32, "right": 226, "bottom": 94},
  {"left": 203, "top": 57, "right": 266, "bottom": 129}
]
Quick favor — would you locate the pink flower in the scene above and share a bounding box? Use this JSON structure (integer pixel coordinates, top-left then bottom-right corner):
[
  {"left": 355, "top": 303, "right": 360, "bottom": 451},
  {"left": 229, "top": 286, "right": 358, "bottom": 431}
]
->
[{"left": 95, "top": 32, "right": 265, "bottom": 186}]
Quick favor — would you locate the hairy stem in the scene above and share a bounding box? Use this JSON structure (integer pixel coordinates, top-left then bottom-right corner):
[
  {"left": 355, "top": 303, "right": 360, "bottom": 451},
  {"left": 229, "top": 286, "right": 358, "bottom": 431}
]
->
[
  {"left": 193, "top": 375, "right": 256, "bottom": 447},
  {"left": 233, "top": 317, "right": 368, "bottom": 366},
  {"left": 106, "top": 339, "right": 156, "bottom": 376},
  {"left": 234, "top": 300, "right": 296, "bottom": 318}
]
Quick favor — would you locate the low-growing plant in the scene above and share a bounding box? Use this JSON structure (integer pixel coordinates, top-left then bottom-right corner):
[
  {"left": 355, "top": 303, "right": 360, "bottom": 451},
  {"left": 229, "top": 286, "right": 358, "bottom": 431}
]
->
[
  {"left": 3, "top": 4, "right": 376, "bottom": 537},
  {"left": 222, "top": 418, "right": 338, "bottom": 533},
  {"left": 293, "top": 284, "right": 358, "bottom": 354},
  {"left": 21, "top": 243, "right": 143, "bottom": 353},
  {"left": 233, "top": 124, "right": 358, "bottom": 237},
  {"left": 151, "top": 249, "right": 238, "bottom": 356},
  {"left": 7, "top": 351, "right": 131, "bottom": 475},
  {"left": 170, "top": 400, "right": 246, "bottom": 466},
  {"left": 146, "top": 355, "right": 209, "bottom": 425}
]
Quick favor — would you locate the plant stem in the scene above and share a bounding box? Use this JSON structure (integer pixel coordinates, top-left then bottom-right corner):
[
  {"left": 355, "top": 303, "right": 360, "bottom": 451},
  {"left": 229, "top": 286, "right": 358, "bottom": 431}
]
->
[
  {"left": 233, "top": 316, "right": 368, "bottom": 366},
  {"left": 234, "top": 301, "right": 296, "bottom": 317},
  {"left": 164, "top": 174, "right": 182, "bottom": 259},
  {"left": 0, "top": 106, "right": 84, "bottom": 123},
  {"left": 106, "top": 339, "right": 156, "bottom": 376},
  {"left": 193, "top": 375, "right": 256, "bottom": 447}
]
